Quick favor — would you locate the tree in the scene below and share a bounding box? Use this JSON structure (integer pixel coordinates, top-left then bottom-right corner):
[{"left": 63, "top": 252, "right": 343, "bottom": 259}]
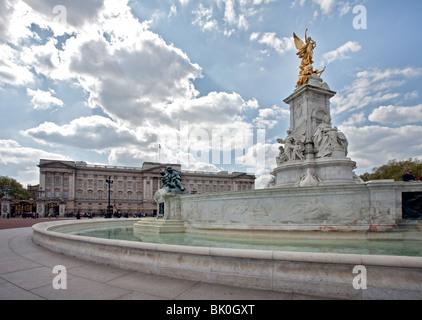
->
[
  {"left": 0, "top": 176, "right": 31, "bottom": 200},
  {"left": 360, "top": 158, "right": 422, "bottom": 182}
]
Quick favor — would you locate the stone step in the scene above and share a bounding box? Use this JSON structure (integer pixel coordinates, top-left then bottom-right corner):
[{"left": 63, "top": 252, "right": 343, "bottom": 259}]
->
[
  {"left": 397, "top": 220, "right": 422, "bottom": 234},
  {"left": 133, "top": 218, "right": 186, "bottom": 234}
]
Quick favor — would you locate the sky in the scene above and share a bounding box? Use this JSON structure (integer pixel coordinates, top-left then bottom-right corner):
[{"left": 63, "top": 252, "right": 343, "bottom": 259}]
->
[{"left": 1, "top": 0, "right": 422, "bottom": 189}]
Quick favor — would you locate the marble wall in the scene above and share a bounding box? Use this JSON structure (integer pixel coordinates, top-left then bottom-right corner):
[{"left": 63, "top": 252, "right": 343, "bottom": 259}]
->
[{"left": 166, "top": 181, "right": 422, "bottom": 233}]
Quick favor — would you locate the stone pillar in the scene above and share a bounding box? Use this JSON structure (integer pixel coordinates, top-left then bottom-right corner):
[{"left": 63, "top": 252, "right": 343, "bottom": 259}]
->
[
  {"left": 59, "top": 202, "right": 66, "bottom": 218},
  {"left": 37, "top": 201, "right": 45, "bottom": 218},
  {"left": 1, "top": 199, "right": 11, "bottom": 219},
  {"left": 283, "top": 74, "right": 336, "bottom": 153}
]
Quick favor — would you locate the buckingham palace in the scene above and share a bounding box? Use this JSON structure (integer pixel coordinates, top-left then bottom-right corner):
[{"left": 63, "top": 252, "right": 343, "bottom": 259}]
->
[{"left": 37, "top": 159, "right": 256, "bottom": 217}]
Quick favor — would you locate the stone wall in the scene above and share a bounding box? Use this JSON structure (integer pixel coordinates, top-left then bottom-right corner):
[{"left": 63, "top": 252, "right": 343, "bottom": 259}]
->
[{"left": 165, "top": 181, "right": 422, "bottom": 233}]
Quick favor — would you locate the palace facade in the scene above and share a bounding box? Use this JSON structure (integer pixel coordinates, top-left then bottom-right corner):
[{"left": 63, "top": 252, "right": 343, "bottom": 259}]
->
[{"left": 37, "top": 159, "right": 256, "bottom": 217}]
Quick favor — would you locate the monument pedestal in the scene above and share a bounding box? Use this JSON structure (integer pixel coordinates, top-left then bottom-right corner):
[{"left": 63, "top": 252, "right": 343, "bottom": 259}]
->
[
  {"left": 273, "top": 158, "right": 359, "bottom": 187},
  {"left": 1, "top": 198, "right": 11, "bottom": 219},
  {"left": 271, "top": 75, "right": 361, "bottom": 188}
]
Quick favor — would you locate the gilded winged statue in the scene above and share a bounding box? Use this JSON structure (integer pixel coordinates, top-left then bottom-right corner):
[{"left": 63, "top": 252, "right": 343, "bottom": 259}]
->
[{"left": 293, "top": 29, "right": 325, "bottom": 87}]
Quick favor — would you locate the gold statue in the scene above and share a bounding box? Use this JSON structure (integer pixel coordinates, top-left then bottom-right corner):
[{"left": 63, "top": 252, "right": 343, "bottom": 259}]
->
[{"left": 293, "top": 29, "right": 326, "bottom": 88}]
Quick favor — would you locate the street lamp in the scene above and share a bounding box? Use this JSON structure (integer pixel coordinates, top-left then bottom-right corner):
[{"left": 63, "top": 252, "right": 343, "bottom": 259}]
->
[{"left": 106, "top": 176, "right": 113, "bottom": 219}]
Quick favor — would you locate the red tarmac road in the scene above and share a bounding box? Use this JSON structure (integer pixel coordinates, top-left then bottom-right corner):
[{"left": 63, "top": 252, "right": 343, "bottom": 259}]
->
[{"left": 0, "top": 218, "right": 72, "bottom": 230}]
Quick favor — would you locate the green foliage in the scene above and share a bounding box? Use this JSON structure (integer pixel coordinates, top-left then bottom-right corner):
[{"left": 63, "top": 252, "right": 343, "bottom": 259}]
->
[
  {"left": 360, "top": 158, "right": 422, "bottom": 182},
  {"left": 0, "top": 176, "right": 31, "bottom": 200}
]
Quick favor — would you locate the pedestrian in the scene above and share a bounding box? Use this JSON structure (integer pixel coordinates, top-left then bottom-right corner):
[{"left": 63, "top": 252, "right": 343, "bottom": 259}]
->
[{"left": 402, "top": 169, "right": 415, "bottom": 182}]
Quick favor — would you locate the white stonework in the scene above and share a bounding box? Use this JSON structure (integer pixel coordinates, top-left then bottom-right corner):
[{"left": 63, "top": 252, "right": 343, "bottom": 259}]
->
[
  {"left": 272, "top": 75, "right": 360, "bottom": 188},
  {"left": 33, "top": 219, "right": 422, "bottom": 299},
  {"left": 165, "top": 181, "right": 422, "bottom": 233}
]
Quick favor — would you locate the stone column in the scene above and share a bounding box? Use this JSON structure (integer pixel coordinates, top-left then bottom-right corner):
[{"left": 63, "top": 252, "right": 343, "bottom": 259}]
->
[
  {"left": 37, "top": 201, "right": 45, "bottom": 218},
  {"left": 1, "top": 198, "right": 11, "bottom": 219},
  {"left": 59, "top": 202, "right": 66, "bottom": 218},
  {"left": 283, "top": 74, "right": 336, "bottom": 152}
]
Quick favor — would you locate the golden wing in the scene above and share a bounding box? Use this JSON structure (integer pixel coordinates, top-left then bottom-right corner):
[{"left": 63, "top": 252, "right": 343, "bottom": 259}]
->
[{"left": 293, "top": 33, "right": 305, "bottom": 50}]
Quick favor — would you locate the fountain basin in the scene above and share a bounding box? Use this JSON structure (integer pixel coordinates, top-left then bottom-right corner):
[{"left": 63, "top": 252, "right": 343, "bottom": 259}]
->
[{"left": 32, "top": 219, "right": 422, "bottom": 300}]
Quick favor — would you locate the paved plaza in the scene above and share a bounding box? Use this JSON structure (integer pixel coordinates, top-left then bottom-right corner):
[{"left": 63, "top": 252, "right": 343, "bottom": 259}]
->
[{"left": 0, "top": 219, "right": 323, "bottom": 300}]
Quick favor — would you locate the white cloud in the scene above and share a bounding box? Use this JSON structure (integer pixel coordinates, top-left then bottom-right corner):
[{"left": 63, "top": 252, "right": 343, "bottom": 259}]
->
[
  {"left": 166, "top": 91, "right": 252, "bottom": 126},
  {"left": 22, "top": 0, "right": 106, "bottom": 36},
  {"left": 169, "top": 3, "right": 178, "bottom": 18},
  {"left": 22, "top": 3, "right": 203, "bottom": 129},
  {"left": 338, "top": 1, "right": 351, "bottom": 16},
  {"left": 193, "top": 0, "right": 276, "bottom": 35},
  {"left": 405, "top": 90, "right": 419, "bottom": 100},
  {"left": 0, "top": 44, "right": 34, "bottom": 86},
  {"left": 27, "top": 88, "right": 64, "bottom": 110},
  {"left": 321, "top": 41, "right": 361, "bottom": 65},
  {"left": 328, "top": 66, "right": 422, "bottom": 175},
  {"left": 341, "top": 125, "right": 422, "bottom": 173},
  {"left": 0, "top": 0, "right": 47, "bottom": 44},
  {"left": 312, "top": 0, "right": 335, "bottom": 14},
  {"left": 0, "top": 0, "right": 18, "bottom": 42},
  {"left": 192, "top": 4, "right": 219, "bottom": 32},
  {"left": 251, "top": 32, "right": 295, "bottom": 55},
  {"left": 369, "top": 105, "right": 422, "bottom": 125},
  {"left": 0, "top": 139, "right": 68, "bottom": 185},
  {"left": 332, "top": 67, "right": 422, "bottom": 115},
  {"left": 253, "top": 105, "right": 289, "bottom": 129},
  {"left": 340, "top": 112, "right": 366, "bottom": 126},
  {"left": 291, "top": 0, "right": 352, "bottom": 17},
  {"left": 21, "top": 116, "right": 152, "bottom": 151}
]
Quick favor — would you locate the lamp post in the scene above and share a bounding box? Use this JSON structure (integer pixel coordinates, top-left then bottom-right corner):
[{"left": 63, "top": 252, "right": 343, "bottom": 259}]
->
[{"left": 106, "top": 176, "right": 113, "bottom": 219}]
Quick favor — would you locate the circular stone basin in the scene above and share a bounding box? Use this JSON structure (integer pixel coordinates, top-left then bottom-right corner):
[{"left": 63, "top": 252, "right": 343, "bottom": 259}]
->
[
  {"left": 32, "top": 219, "right": 422, "bottom": 299},
  {"left": 62, "top": 222, "right": 422, "bottom": 257}
]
